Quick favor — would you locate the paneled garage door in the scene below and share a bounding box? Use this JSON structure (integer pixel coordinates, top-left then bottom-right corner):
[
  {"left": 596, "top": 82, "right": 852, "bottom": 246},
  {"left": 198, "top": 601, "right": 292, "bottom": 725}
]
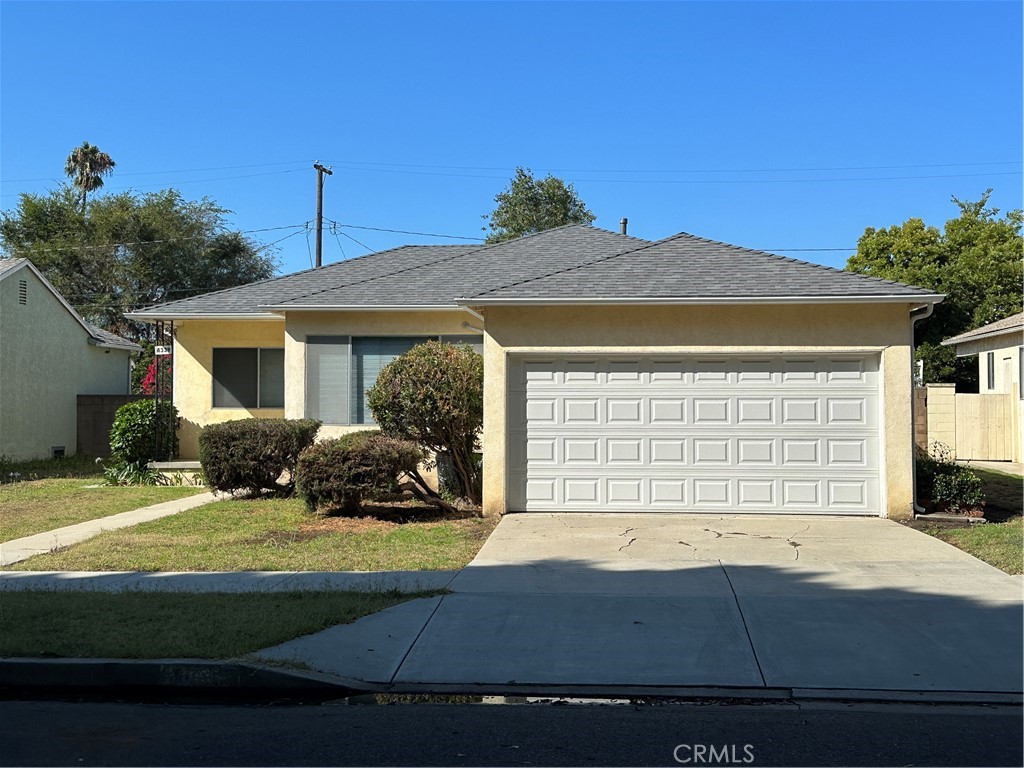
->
[{"left": 507, "top": 355, "right": 880, "bottom": 514}]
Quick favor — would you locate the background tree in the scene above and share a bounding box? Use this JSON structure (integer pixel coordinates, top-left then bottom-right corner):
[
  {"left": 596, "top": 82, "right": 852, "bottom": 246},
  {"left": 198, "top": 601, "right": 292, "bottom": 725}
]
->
[
  {"left": 65, "top": 142, "right": 116, "bottom": 212},
  {"left": 482, "top": 166, "right": 596, "bottom": 243},
  {"left": 1, "top": 187, "right": 277, "bottom": 339},
  {"left": 845, "top": 190, "right": 1022, "bottom": 389}
]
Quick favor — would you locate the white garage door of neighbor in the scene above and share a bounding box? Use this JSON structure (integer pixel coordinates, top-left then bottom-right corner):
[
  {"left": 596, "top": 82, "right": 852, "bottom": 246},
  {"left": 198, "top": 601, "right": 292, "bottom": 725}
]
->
[{"left": 508, "top": 355, "right": 881, "bottom": 514}]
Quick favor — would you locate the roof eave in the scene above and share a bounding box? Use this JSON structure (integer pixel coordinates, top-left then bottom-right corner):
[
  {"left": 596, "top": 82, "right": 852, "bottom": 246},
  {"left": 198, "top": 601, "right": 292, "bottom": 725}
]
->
[
  {"left": 258, "top": 304, "right": 464, "bottom": 312},
  {"left": 458, "top": 294, "right": 946, "bottom": 307},
  {"left": 123, "top": 311, "right": 284, "bottom": 322},
  {"left": 941, "top": 324, "right": 1024, "bottom": 347}
]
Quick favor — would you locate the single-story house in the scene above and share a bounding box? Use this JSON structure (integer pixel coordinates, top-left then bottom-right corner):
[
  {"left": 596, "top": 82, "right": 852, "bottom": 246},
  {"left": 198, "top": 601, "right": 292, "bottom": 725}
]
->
[
  {"left": 127, "top": 224, "right": 943, "bottom": 519},
  {"left": 940, "top": 311, "right": 1023, "bottom": 462},
  {"left": 0, "top": 258, "right": 142, "bottom": 461}
]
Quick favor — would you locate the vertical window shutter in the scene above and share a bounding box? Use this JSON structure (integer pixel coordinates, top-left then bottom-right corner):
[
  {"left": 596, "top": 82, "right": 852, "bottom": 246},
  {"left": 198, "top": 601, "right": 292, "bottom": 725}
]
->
[
  {"left": 352, "top": 337, "right": 432, "bottom": 424},
  {"left": 258, "top": 349, "right": 285, "bottom": 408},
  {"left": 306, "top": 337, "right": 350, "bottom": 424},
  {"left": 987, "top": 352, "right": 995, "bottom": 390}
]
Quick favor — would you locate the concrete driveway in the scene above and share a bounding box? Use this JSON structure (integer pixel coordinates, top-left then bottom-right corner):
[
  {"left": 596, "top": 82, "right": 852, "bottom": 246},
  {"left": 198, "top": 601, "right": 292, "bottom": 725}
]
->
[{"left": 257, "top": 514, "right": 1023, "bottom": 697}]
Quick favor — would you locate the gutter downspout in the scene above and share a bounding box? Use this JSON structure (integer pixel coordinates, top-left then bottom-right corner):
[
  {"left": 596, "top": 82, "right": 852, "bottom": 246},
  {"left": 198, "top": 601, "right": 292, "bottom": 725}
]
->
[{"left": 910, "top": 303, "right": 936, "bottom": 515}]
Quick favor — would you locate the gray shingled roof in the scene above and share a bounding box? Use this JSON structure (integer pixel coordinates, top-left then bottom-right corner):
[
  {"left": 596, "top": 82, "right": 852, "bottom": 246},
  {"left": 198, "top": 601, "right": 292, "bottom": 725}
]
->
[
  {"left": 465, "top": 232, "right": 940, "bottom": 301},
  {"left": 87, "top": 324, "right": 143, "bottom": 351},
  {"left": 128, "top": 244, "right": 480, "bottom": 316},
  {"left": 128, "top": 225, "right": 940, "bottom": 317},
  {"left": 942, "top": 311, "right": 1024, "bottom": 346},
  {"left": 129, "top": 225, "right": 648, "bottom": 315},
  {"left": 269, "top": 225, "right": 649, "bottom": 308}
]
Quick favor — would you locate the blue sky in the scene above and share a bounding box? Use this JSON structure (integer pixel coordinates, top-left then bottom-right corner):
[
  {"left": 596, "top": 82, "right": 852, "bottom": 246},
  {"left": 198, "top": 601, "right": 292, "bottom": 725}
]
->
[{"left": 1, "top": 1, "right": 1021, "bottom": 275}]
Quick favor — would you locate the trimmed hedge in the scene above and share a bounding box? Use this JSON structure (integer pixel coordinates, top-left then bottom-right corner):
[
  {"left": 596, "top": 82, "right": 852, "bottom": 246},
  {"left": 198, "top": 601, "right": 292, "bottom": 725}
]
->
[
  {"left": 109, "top": 399, "right": 179, "bottom": 465},
  {"left": 199, "top": 418, "right": 320, "bottom": 495},
  {"left": 296, "top": 430, "right": 424, "bottom": 514},
  {"left": 916, "top": 441, "right": 986, "bottom": 515}
]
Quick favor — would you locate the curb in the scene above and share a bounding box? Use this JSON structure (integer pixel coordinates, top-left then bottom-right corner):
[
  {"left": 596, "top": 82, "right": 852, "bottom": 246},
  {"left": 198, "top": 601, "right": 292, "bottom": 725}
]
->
[
  {"left": 0, "top": 658, "right": 359, "bottom": 699},
  {"left": 2, "top": 659, "right": 1019, "bottom": 707}
]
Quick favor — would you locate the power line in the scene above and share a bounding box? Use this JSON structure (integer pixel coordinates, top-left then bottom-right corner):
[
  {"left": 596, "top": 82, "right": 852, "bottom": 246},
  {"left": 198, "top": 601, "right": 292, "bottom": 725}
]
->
[
  {"left": 0, "top": 168, "right": 307, "bottom": 198},
  {"left": 335, "top": 228, "right": 374, "bottom": 253},
  {"left": 2, "top": 223, "right": 311, "bottom": 254},
  {"left": 327, "top": 220, "right": 485, "bottom": 241},
  {"left": 327, "top": 159, "right": 1024, "bottom": 174},
  {"left": 1, "top": 160, "right": 313, "bottom": 184},
  {"left": 327, "top": 164, "right": 1023, "bottom": 185}
]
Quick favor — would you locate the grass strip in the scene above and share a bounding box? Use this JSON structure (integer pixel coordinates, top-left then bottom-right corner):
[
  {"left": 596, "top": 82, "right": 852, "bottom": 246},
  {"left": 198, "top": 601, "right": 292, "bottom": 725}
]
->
[
  {"left": 0, "top": 589, "right": 436, "bottom": 659},
  {"left": 6, "top": 498, "right": 496, "bottom": 572},
  {"left": 920, "top": 517, "right": 1023, "bottom": 575},
  {"left": 1, "top": 478, "right": 205, "bottom": 542}
]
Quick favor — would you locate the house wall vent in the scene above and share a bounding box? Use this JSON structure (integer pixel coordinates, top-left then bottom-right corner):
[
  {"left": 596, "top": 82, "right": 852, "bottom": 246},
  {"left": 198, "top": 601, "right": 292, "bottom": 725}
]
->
[{"left": 18, "top": 279, "right": 27, "bottom": 305}]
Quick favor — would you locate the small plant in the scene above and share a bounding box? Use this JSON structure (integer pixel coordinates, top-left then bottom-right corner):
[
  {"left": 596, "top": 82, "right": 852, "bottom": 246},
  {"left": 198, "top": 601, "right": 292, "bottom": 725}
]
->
[
  {"left": 296, "top": 431, "right": 424, "bottom": 515},
  {"left": 933, "top": 470, "right": 985, "bottom": 515},
  {"left": 109, "top": 399, "right": 179, "bottom": 465},
  {"left": 199, "top": 418, "right": 320, "bottom": 496},
  {"left": 101, "top": 460, "right": 161, "bottom": 487},
  {"left": 916, "top": 441, "right": 986, "bottom": 516}
]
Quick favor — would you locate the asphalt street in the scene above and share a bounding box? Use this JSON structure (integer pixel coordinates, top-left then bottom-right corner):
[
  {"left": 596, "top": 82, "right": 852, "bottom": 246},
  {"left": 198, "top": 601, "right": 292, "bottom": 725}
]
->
[{"left": 1, "top": 698, "right": 1020, "bottom": 767}]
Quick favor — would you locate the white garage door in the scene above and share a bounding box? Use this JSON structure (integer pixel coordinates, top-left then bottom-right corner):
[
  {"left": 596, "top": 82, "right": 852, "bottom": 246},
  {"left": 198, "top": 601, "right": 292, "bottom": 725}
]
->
[{"left": 508, "top": 355, "right": 881, "bottom": 514}]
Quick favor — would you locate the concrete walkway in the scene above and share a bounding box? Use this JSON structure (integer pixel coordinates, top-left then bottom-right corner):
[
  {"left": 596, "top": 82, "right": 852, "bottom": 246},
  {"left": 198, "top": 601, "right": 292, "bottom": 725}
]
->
[
  {"left": 254, "top": 514, "right": 1023, "bottom": 697},
  {"left": 960, "top": 459, "right": 1024, "bottom": 477},
  {"left": 0, "top": 492, "right": 219, "bottom": 566}
]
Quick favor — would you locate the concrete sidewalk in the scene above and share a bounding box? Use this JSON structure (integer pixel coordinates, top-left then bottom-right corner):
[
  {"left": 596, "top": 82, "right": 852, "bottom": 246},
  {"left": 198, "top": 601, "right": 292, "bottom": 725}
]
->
[
  {"left": 254, "top": 514, "right": 1023, "bottom": 699},
  {"left": 0, "top": 492, "right": 220, "bottom": 566}
]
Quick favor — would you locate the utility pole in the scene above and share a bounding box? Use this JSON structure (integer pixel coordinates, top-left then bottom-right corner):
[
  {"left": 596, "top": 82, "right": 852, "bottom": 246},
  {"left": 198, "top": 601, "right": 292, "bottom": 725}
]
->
[{"left": 313, "top": 162, "right": 333, "bottom": 268}]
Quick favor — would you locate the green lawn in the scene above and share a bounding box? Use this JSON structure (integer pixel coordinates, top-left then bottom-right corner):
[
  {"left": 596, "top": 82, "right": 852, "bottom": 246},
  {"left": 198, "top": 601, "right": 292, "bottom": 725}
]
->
[
  {"left": 0, "top": 477, "right": 206, "bottom": 542},
  {"left": 5, "top": 497, "right": 497, "bottom": 572},
  {"left": 973, "top": 468, "right": 1023, "bottom": 522},
  {"left": 0, "top": 590, "right": 436, "bottom": 658},
  {"left": 918, "top": 517, "right": 1023, "bottom": 575}
]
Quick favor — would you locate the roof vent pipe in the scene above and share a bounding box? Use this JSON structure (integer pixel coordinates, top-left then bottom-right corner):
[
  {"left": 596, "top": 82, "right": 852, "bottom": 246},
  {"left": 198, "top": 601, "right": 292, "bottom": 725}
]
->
[{"left": 620, "top": 217, "right": 628, "bottom": 235}]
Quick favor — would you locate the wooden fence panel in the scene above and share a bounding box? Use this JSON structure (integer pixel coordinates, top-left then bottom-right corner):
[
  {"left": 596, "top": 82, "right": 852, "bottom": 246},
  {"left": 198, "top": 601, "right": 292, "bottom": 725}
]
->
[{"left": 955, "top": 393, "right": 1014, "bottom": 461}]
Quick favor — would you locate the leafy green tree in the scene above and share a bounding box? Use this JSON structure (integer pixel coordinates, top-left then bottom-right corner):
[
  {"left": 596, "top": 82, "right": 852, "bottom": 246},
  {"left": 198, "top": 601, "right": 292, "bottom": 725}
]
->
[
  {"left": 846, "top": 190, "right": 1023, "bottom": 389},
  {"left": 65, "top": 141, "right": 116, "bottom": 212},
  {"left": 367, "top": 340, "right": 484, "bottom": 506},
  {"left": 1, "top": 186, "right": 277, "bottom": 338},
  {"left": 482, "top": 166, "right": 596, "bottom": 243}
]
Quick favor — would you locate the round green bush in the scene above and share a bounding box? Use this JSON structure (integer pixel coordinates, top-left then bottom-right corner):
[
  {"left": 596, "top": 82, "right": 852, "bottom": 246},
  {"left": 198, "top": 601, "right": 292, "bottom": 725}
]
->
[
  {"left": 296, "top": 431, "right": 424, "bottom": 514},
  {"left": 109, "top": 399, "right": 179, "bottom": 465}
]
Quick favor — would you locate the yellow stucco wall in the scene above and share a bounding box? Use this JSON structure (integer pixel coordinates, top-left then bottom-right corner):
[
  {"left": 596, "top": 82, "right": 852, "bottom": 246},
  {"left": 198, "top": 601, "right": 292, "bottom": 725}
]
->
[
  {"left": 173, "top": 311, "right": 474, "bottom": 455},
  {"left": 478, "top": 303, "right": 917, "bottom": 520},
  {"left": 173, "top": 319, "right": 287, "bottom": 458},
  {"left": 0, "top": 268, "right": 132, "bottom": 460}
]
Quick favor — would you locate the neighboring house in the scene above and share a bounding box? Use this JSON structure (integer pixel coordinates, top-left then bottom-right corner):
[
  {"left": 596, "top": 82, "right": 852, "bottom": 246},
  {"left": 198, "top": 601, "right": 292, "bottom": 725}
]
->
[
  {"left": 0, "top": 258, "right": 141, "bottom": 461},
  {"left": 127, "top": 225, "right": 942, "bottom": 519},
  {"left": 939, "top": 312, "right": 1024, "bottom": 462}
]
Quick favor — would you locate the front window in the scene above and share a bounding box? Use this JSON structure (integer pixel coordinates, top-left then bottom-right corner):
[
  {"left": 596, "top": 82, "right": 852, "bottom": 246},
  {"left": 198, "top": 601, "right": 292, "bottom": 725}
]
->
[
  {"left": 212, "top": 348, "right": 284, "bottom": 408},
  {"left": 305, "top": 334, "right": 483, "bottom": 425}
]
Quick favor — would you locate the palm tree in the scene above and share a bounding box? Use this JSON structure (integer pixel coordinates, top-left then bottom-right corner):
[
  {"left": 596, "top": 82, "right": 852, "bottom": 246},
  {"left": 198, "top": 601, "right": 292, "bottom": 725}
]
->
[{"left": 64, "top": 142, "right": 116, "bottom": 212}]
